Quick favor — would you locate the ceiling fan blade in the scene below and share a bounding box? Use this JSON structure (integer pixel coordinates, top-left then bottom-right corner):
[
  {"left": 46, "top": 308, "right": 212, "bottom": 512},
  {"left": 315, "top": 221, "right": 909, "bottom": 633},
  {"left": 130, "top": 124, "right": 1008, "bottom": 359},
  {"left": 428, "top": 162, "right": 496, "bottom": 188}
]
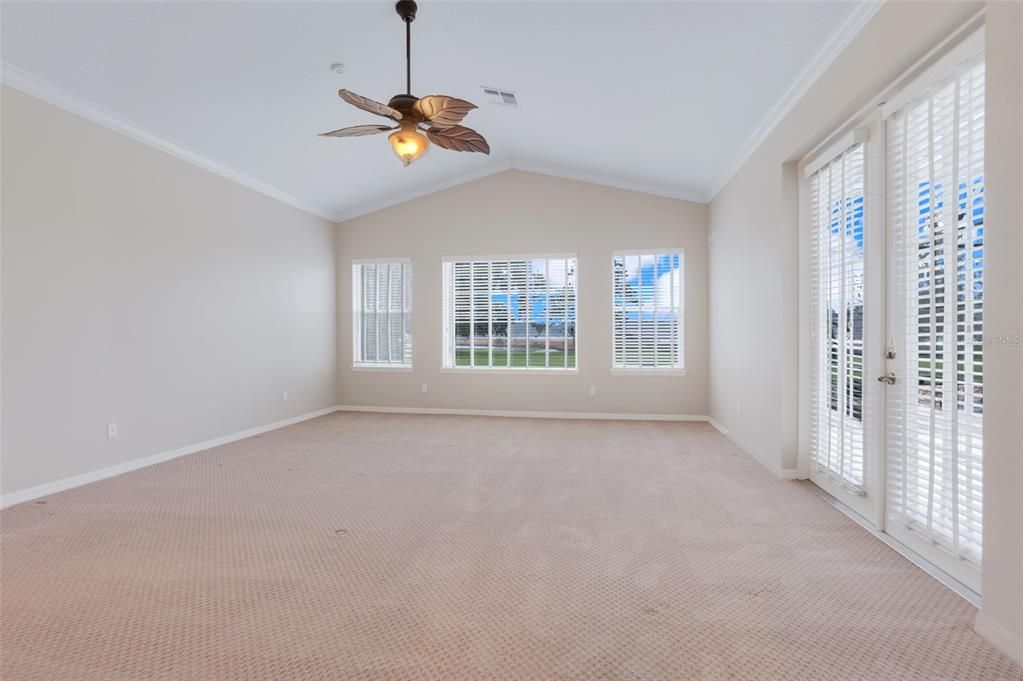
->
[
  {"left": 319, "top": 124, "right": 395, "bottom": 138},
  {"left": 338, "top": 89, "right": 403, "bottom": 121},
  {"left": 414, "top": 95, "right": 478, "bottom": 128},
  {"left": 426, "top": 125, "right": 490, "bottom": 155}
]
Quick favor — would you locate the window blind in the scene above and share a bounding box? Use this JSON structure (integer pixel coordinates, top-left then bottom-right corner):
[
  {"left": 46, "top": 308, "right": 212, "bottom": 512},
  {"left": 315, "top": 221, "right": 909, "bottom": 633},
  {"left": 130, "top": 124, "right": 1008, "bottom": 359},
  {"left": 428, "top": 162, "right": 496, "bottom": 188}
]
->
[
  {"left": 352, "top": 260, "right": 412, "bottom": 367},
  {"left": 612, "top": 252, "right": 683, "bottom": 371},
  {"left": 442, "top": 256, "right": 577, "bottom": 370},
  {"left": 809, "top": 143, "right": 867, "bottom": 490},
  {"left": 885, "top": 51, "right": 985, "bottom": 566}
]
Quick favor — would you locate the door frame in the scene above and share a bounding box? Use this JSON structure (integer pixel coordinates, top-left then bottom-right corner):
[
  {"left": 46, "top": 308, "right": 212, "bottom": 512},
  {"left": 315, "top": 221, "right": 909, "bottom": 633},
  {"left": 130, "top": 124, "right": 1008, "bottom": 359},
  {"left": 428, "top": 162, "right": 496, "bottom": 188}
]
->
[{"left": 797, "top": 18, "right": 987, "bottom": 597}]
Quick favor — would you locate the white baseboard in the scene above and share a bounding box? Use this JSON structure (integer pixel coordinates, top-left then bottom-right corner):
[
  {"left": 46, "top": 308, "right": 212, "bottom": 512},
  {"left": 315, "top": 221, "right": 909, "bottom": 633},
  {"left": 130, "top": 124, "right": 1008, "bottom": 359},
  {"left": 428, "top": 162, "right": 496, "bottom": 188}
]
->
[
  {"left": 334, "top": 404, "right": 708, "bottom": 422},
  {"left": 0, "top": 406, "right": 339, "bottom": 509},
  {"left": 2, "top": 406, "right": 796, "bottom": 508},
  {"left": 706, "top": 416, "right": 731, "bottom": 435},
  {"left": 975, "top": 611, "right": 1023, "bottom": 665},
  {"left": 706, "top": 417, "right": 800, "bottom": 480}
]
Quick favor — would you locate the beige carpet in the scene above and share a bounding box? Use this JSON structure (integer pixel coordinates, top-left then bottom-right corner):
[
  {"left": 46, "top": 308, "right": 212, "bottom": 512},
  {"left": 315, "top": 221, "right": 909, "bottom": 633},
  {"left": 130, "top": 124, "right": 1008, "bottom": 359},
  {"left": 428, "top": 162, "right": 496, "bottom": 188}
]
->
[{"left": 1, "top": 413, "right": 1020, "bottom": 680}]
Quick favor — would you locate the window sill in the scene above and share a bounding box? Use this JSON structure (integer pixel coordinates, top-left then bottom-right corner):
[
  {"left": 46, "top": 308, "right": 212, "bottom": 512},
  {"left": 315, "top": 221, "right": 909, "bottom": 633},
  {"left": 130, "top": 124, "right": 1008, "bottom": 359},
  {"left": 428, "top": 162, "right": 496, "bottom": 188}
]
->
[
  {"left": 352, "top": 364, "right": 413, "bottom": 373},
  {"left": 610, "top": 368, "right": 688, "bottom": 376},
  {"left": 440, "top": 367, "right": 579, "bottom": 375}
]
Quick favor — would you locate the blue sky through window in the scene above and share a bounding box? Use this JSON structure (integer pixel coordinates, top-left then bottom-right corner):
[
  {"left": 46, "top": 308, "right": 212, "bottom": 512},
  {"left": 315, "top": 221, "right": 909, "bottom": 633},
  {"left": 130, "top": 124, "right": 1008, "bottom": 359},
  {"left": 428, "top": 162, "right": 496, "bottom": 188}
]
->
[{"left": 614, "top": 254, "right": 681, "bottom": 322}]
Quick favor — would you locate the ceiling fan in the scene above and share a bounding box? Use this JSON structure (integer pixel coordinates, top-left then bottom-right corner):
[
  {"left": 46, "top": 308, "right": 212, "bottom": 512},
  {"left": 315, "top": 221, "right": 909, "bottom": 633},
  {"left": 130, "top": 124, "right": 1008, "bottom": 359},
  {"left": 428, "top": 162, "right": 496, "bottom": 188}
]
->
[{"left": 319, "top": 0, "right": 490, "bottom": 166}]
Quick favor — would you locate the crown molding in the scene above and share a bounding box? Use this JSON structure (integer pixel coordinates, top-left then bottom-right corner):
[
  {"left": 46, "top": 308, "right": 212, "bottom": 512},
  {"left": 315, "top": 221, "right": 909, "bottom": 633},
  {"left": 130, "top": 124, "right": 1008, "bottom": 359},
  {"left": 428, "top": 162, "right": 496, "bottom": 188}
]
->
[
  {"left": 0, "top": 62, "right": 337, "bottom": 222},
  {"left": 705, "top": 0, "right": 885, "bottom": 202},
  {"left": 4, "top": 61, "right": 708, "bottom": 224}
]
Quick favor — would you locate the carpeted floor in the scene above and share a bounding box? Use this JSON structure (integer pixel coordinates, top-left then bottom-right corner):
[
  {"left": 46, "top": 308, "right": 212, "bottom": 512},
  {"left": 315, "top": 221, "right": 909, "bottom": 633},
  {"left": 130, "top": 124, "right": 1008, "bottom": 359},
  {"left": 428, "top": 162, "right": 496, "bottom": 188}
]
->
[{"left": 1, "top": 413, "right": 1020, "bottom": 680}]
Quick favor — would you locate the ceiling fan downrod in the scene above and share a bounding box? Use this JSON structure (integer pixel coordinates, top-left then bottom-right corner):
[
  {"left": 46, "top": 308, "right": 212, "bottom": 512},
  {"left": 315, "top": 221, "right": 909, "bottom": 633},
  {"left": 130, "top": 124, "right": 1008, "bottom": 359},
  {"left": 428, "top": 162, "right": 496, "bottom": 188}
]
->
[{"left": 395, "top": 0, "right": 417, "bottom": 96}]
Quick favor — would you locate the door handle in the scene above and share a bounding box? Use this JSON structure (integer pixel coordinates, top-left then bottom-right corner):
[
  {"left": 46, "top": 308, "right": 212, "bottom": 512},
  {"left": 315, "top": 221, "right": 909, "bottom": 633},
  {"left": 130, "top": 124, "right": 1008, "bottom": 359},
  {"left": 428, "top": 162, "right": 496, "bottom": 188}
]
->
[{"left": 877, "top": 372, "right": 896, "bottom": 385}]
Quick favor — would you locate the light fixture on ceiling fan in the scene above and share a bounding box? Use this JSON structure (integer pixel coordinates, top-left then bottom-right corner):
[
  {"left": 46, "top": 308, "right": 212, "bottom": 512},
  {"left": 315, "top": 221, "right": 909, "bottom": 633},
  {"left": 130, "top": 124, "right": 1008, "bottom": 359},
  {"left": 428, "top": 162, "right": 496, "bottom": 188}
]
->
[{"left": 319, "top": 0, "right": 490, "bottom": 166}]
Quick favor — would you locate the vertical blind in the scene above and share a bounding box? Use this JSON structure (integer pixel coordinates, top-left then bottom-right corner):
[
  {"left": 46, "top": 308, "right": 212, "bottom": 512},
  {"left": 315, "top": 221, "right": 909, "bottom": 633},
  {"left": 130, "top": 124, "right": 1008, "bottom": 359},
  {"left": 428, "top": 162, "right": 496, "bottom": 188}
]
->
[
  {"left": 352, "top": 260, "right": 412, "bottom": 366},
  {"left": 809, "top": 143, "right": 867, "bottom": 490},
  {"left": 885, "top": 51, "right": 985, "bottom": 566},
  {"left": 612, "top": 252, "right": 684, "bottom": 370},
  {"left": 442, "top": 256, "right": 577, "bottom": 369}
]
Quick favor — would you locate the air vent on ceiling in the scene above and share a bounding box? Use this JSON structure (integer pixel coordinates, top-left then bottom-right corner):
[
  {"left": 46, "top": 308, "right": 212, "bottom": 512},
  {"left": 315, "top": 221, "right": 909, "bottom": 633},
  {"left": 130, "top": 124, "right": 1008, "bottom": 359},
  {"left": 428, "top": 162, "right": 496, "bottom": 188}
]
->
[{"left": 481, "top": 87, "right": 518, "bottom": 107}]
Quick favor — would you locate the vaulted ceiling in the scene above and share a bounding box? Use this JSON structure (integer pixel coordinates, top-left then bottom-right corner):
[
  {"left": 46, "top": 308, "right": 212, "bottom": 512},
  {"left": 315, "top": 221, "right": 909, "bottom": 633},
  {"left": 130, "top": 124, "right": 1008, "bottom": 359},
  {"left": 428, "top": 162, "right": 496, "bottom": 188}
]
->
[{"left": 1, "top": 1, "right": 872, "bottom": 220}]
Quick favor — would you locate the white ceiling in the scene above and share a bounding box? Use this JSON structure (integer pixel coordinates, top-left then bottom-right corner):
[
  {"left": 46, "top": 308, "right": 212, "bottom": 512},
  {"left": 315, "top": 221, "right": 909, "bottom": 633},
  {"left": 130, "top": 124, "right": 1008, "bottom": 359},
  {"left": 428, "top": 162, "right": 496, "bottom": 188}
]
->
[{"left": 1, "top": 1, "right": 871, "bottom": 220}]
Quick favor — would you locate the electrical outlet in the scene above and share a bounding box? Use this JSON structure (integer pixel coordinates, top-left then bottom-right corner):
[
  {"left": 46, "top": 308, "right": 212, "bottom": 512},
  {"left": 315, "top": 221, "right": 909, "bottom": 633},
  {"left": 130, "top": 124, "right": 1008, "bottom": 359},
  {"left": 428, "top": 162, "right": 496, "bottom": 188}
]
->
[
  {"left": 282, "top": 391, "right": 289, "bottom": 402},
  {"left": 421, "top": 383, "right": 428, "bottom": 393},
  {"left": 107, "top": 423, "right": 118, "bottom": 439},
  {"left": 589, "top": 385, "right": 597, "bottom": 396}
]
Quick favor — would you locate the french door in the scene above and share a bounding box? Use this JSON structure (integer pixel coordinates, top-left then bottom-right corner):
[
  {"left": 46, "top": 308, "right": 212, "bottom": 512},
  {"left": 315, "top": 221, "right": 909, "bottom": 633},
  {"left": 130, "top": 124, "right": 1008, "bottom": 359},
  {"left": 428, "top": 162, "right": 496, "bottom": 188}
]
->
[
  {"left": 882, "top": 46, "right": 985, "bottom": 592},
  {"left": 807, "top": 133, "right": 884, "bottom": 525},
  {"left": 807, "top": 34, "right": 985, "bottom": 592}
]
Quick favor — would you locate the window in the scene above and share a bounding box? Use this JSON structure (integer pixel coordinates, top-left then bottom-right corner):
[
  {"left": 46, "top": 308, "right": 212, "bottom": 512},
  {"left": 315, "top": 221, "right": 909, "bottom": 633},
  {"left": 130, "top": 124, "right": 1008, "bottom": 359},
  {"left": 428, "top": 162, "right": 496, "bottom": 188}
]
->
[
  {"left": 352, "top": 259, "right": 412, "bottom": 368},
  {"left": 442, "top": 256, "right": 577, "bottom": 370},
  {"left": 612, "top": 251, "right": 684, "bottom": 372},
  {"left": 884, "top": 48, "right": 985, "bottom": 567},
  {"left": 808, "top": 141, "right": 867, "bottom": 490}
]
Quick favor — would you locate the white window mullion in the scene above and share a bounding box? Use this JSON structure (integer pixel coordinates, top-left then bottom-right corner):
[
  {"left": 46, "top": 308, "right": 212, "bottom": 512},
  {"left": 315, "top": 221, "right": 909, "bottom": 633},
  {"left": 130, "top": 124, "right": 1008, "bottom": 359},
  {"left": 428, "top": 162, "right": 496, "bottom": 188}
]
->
[
  {"left": 898, "top": 112, "right": 911, "bottom": 522},
  {"left": 385, "top": 263, "right": 392, "bottom": 363},
  {"left": 837, "top": 152, "right": 848, "bottom": 481},
  {"left": 653, "top": 254, "right": 660, "bottom": 366},
  {"left": 493, "top": 258, "right": 497, "bottom": 368},
  {"left": 507, "top": 260, "right": 512, "bottom": 368},
  {"left": 469, "top": 264, "right": 476, "bottom": 368},
  {"left": 525, "top": 261, "right": 532, "bottom": 368},
  {"left": 946, "top": 76, "right": 961, "bottom": 555},
  {"left": 826, "top": 163, "right": 837, "bottom": 475},
  {"left": 564, "top": 257, "right": 572, "bottom": 368},
  {"left": 924, "top": 96, "right": 939, "bottom": 539},
  {"left": 374, "top": 265, "right": 382, "bottom": 363}
]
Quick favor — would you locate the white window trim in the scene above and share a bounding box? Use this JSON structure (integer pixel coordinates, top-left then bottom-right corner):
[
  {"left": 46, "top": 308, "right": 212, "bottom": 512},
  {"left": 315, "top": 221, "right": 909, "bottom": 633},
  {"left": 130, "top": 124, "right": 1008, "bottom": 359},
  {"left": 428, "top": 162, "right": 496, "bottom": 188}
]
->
[
  {"left": 610, "top": 367, "right": 687, "bottom": 376},
  {"left": 803, "top": 128, "right": 869, "bottom": 178},
  {"left": 439, "top": 367, "right": 578, "bottom": 375},
  {"left": 879, "top": 25, "right": 985, "bottom": 118},
  {"left": 352, "top": 257, "right": 413, "bottom": 371},
  {"left": 441, "top": 253, "right": 579, "bottom": 373},
  {"left": 610, "top": 248, "right": 686, "bottom": 375},
  {"left": 352, "top": 364, "right": 414, "bottom": 373}
]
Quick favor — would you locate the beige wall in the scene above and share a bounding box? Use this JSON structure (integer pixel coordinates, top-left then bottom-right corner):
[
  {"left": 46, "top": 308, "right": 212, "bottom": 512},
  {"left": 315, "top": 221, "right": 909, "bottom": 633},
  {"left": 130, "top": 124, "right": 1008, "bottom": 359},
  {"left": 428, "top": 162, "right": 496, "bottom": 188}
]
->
[
  {"left": 1, "top": 86, "right": 337, "bottom": 497},
  {"left": 708, "top": 0, "right": 1021, "bottom": 660},
  {"left": 980, "top": 0, "right": 1023, "bottom": 661},
  {"left": 335, "top": 170, "right": 708, "bottom": 416}
]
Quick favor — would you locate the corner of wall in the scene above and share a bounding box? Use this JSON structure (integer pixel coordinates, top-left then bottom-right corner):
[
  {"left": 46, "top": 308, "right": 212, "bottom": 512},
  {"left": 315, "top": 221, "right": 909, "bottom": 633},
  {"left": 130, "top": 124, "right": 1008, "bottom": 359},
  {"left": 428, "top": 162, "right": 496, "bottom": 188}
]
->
[
  {"left": 778, "top": 161, "right": 800, "bottom": 471},
  {"left": 332, "top": 217, "right": 345, "bottom": 408}
]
